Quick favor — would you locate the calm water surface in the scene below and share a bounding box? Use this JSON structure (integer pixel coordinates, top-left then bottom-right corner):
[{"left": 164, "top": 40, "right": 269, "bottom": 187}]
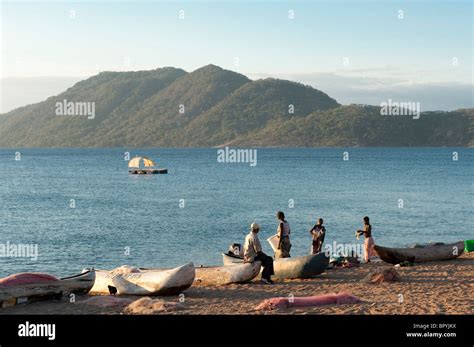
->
[{"left": 0, "top": 148, "right": 472, "bottom": 276}]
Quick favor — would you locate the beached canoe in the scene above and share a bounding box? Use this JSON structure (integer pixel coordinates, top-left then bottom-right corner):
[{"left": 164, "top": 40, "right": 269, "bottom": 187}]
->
[
  {"left": 374, "top": 241, "right": 465, "bottom": 264},
  {"left": 194, "top": 262, "right": 261, "bottom": 286},
  {"left": 222, "top": 253, "right": 329, "bottom": 279},
  {"left": 0, "top": 270, "right": 95, "bottom": 305},
  {"left": 89, "top": 263, "right": 195, "bottom": 296}
]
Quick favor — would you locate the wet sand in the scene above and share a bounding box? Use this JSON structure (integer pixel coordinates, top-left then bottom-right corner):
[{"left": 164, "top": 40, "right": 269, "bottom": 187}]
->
[{"left": 1, "top": 253, "right": 472, "bottom": 315}]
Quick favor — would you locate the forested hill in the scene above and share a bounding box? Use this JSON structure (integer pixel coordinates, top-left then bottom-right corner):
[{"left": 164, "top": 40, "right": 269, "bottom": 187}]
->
[{"left": 0, "top": 65, "right": 472, "bottom": 147}]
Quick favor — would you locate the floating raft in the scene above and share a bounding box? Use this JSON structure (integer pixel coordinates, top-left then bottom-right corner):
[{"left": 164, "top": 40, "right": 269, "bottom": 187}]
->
[
  {"left": 128, "top": 156, "right": 168, "bottom": 174},
  {"left": 129, "top": 168, "right": 168, "bottom": 175}
]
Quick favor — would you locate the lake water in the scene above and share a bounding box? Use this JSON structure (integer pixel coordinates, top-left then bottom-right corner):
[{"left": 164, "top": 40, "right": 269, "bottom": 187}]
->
[{"left": 0, "top": 148, "right": 472, "bottom": 277}]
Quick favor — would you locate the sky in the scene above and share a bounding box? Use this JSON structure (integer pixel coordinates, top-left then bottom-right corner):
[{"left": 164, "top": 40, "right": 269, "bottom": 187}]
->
[{"left": 0, "top": 0, "right": 472, "bottom": 112}]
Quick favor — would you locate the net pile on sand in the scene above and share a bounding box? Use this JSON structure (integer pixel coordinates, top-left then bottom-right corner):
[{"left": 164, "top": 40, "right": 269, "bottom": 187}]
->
[
  {"left": 79, "top": 296, "right": 185, "bottom": 314},
  {"left": 124, "top": 297, "right": 185, "bottom": 314},
  {"left": 79, "top": 296, "right": 134, "bottom": 308},
  {"left": 364, "top": 268, "right": 401, "bottom": 284}
]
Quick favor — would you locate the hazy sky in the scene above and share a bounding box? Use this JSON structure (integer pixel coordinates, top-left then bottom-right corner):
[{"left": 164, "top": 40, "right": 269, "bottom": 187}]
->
[{"left": 1, "top": 0, "right": 472, "bottom": 112}]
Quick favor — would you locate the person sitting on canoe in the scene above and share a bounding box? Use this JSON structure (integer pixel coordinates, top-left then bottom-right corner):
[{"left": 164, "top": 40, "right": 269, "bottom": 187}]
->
[
  {"left": 356, "top": 216, "right": 375, "bottom": 263},
  {"left": 243, "top": 223, "right": 275, "bottom": 284},
  {"left": 275, "top": 211, "right": 291, "bottom": 259},
  {"left": 310, "top": 218, "right": 326, "bottom": 254}
]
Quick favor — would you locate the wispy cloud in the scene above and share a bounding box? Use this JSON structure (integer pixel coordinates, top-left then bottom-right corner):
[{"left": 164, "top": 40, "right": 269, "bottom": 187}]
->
[{"left": 248, "top": 68, "right": 473, "bottom": 111}]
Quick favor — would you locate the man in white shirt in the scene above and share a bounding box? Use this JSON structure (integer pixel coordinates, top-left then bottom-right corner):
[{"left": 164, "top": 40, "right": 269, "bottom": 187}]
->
[{"left": 243, "top": 223, "right": 274, "bottom": 284}]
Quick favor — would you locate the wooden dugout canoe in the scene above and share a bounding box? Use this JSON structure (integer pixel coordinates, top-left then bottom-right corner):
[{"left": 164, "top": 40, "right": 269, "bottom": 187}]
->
[
  {"left": 194, "top": 262, "right": 261, "bottom": 286},
  {"left": 0, "top": 270, "right": 95, "bottom": 305},
  {"left": 222, "top": 252, "right": 329, "bottom": 279},
  {"left": 374, "top": 241, "right": 465, "bottom": 264},
  {"left": 89, "top": 263, "right": 195, "bottom": 296}
]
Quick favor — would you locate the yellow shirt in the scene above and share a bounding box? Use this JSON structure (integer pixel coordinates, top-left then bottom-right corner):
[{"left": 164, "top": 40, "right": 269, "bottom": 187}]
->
[{"left": 243, "top": 231, "right": 262, "bottom": 262}]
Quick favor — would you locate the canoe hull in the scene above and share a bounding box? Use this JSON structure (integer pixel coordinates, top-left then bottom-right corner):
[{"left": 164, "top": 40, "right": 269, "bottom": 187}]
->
[
  {"left": 222, "top": 253, "right": 329, "bottom": 279},
  {"left": 374, "top": 241, "right": 465, "bottom": 264},
  {"left": 272, "top": 253, "right": 330, "bottom": 279},
  {"left": 194, "top": 262, "right": 261, "bottom": 286},
  {"left": 90, "top": 263, "right": 195, "bottom": 296},
  {"left": 0, "top": 270, "right": 95, "bottom": 303}
]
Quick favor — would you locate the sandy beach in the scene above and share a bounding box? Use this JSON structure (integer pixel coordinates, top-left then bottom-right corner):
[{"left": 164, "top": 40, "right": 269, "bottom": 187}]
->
[{"left": 1, "top": 252, "right": 472, "bottom": 315}]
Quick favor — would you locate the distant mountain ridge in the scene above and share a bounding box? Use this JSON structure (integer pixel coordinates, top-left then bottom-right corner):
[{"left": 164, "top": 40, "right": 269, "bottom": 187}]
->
[{"left": 0, "top": 65, "right": 472, "bottom": 147}]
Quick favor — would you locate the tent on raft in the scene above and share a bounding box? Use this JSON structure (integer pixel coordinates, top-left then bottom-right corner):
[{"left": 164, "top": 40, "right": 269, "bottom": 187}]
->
[{"left": 128, "top": 156, "right": 168, "bottom": 175}]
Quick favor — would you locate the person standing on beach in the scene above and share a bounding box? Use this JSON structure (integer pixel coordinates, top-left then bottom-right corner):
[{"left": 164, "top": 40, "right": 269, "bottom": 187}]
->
[
  {"left": 310, "top": 218, "right": 326, "bottom": 254},
  {"left": 356, "top": 216, "right": 375, "bottom": 263},
  {"left": 275, "top": 211, "right": 291, "bottom": 259},
  {"left": 243, "top": 223, "right": 275, "bottom": 284}
]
